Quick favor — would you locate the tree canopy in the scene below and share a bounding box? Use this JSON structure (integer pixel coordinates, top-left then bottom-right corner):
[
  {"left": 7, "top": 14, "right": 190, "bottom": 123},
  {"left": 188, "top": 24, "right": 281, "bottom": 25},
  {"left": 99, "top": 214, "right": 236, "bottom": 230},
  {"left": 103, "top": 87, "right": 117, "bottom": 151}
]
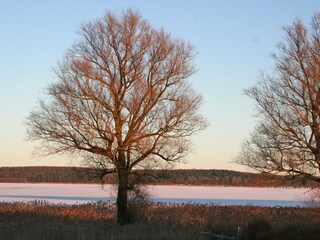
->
[
  {"left": 238, "top": 12, "right": 320, "bottom": 183},
  {"left": 26, "top": 9, "right": 206, "bottom": 224}
]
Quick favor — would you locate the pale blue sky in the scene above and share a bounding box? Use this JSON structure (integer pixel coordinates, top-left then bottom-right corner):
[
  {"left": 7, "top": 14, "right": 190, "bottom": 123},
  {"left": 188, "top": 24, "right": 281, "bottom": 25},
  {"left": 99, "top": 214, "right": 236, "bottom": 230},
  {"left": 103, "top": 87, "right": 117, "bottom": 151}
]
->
[{"left": 0, "top": 1, "right": 319, "bottom": 170}]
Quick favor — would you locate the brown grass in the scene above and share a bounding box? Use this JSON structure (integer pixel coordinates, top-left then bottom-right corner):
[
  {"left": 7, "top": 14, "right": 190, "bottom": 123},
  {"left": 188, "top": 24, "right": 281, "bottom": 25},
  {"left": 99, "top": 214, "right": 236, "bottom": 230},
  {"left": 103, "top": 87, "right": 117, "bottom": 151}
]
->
[{"left": 0, "top": 201, "right": 319, "bottom": 240}]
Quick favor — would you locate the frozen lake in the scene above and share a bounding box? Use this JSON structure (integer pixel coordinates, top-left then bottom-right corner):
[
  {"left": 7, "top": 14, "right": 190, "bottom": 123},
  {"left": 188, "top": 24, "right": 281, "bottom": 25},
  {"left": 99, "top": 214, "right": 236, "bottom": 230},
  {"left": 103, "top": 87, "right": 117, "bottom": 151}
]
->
[{"left": 0, "top": 183, "right": 318, "bottom": 207}]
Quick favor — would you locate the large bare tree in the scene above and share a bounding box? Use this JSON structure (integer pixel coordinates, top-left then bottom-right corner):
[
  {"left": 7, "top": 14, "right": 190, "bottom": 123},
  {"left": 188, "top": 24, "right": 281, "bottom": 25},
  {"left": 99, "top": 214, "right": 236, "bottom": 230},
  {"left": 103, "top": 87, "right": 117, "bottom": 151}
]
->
[
  {"left": 238, "top": 13, "right": 320, "bottom": 183},
  {"left": 26, "top": 10, "right": 206, "bottom": 224}
]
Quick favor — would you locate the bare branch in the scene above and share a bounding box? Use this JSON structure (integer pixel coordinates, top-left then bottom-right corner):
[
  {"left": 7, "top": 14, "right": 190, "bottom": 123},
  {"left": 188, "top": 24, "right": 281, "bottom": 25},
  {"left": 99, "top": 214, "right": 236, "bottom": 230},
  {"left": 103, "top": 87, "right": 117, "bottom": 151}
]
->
[
  {"left": 26, "top": 9, "right": 206, "bottom": 224},
  {"left": 238, "top": 12, "right": 320, "bottom": 183}
]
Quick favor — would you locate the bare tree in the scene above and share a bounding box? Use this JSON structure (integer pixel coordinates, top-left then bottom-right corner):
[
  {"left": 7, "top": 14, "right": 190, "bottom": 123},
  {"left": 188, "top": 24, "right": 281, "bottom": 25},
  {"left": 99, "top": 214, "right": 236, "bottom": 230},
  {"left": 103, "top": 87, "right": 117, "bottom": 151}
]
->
[
  {"left": 26, "top": 9, "right": 207, "bottom": 224},
  {"left": 238, "top": 12, "right": 320, "bottom": 183}
]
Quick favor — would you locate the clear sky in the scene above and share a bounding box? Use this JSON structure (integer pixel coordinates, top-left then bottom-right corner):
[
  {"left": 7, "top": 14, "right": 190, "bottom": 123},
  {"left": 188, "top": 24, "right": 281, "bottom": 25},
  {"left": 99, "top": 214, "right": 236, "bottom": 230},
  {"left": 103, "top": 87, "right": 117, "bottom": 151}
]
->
[{"left": 1, "top": 1, "right": 320, "bottom": 171}]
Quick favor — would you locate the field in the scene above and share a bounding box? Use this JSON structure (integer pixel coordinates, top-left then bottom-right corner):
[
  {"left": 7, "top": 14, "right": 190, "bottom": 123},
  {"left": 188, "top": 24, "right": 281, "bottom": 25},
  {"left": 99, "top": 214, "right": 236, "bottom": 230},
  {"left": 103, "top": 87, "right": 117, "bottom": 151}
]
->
[
  {"left": 1, "top": 173, "right": 319, "bottom": 239},
  {"left": 0, "top": 201, "right": 320, "bottom": 240}
]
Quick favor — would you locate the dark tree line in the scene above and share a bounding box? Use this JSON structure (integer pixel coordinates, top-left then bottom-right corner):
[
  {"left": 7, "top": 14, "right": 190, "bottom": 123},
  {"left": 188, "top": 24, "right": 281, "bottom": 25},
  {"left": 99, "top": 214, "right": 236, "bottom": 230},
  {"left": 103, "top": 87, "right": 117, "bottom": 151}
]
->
[{"left": 0, "top": 167, "right": 316, "bottom": 187}]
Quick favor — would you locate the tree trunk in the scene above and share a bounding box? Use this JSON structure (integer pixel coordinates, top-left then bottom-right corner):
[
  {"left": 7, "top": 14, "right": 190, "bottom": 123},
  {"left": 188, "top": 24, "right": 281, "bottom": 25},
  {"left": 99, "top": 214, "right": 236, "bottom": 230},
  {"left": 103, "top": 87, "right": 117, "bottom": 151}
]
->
[{"left": 117, "top": 167, "right": 128, "bottom": 225}]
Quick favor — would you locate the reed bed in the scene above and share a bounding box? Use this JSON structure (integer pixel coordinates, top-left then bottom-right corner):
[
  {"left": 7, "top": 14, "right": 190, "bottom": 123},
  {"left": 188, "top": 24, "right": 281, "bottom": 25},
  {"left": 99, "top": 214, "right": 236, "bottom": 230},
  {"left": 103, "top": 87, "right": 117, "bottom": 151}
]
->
[{"left": 0, "top": 201, "right": 319, "bottom": 240}]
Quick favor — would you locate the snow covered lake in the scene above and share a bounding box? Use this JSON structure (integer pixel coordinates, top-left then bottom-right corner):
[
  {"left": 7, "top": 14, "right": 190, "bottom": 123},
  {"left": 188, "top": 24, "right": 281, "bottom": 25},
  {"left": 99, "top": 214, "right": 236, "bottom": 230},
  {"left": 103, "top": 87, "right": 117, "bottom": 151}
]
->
[{"left": 0, "top": 183, "right": 318, "bottom": 207}]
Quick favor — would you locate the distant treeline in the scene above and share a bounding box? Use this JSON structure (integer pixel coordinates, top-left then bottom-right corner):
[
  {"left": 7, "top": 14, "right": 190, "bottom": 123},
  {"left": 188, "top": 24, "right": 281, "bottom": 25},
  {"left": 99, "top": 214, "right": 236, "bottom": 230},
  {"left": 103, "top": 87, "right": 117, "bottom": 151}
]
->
[{"left": 0, "top": 166, "right": 317, "bottom": 187}]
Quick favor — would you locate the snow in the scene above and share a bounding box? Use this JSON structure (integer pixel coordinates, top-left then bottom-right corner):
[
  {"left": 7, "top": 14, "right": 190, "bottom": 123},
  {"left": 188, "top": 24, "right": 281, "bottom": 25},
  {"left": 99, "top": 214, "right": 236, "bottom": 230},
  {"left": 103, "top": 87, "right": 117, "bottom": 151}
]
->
[{"left": 0, "top": 183, "right": 317, "bottom": 207}]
